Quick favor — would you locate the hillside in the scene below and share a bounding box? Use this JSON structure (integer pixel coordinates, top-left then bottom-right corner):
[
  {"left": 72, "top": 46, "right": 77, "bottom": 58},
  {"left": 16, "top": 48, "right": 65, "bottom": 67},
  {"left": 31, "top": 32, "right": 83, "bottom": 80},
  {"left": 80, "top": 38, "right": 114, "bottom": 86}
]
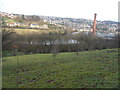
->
[
  {"left": 3, "top": 48, "right": 118, "bottom": 88},
  {"left": 0, "top": 11, "right": 118, "bottom": 34},
  {"left": 0, "top": 11, "right": 72, "bottom": 33}
]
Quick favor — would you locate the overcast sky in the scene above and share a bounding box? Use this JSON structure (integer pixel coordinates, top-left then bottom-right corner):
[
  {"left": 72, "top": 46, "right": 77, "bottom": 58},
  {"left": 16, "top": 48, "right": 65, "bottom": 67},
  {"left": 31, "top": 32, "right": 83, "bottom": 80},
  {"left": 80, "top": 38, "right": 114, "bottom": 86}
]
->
[{"left": 0, "top": 0, "right": 119, "bottom": 21}]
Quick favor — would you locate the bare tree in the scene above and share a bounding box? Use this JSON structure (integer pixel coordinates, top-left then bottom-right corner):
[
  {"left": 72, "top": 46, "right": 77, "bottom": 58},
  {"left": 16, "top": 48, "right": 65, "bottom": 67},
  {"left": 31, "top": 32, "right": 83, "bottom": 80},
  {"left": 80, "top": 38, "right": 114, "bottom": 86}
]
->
[
  {"left": 2, "top": 29, "right": 16, "bottom": 50},
  {"left": 49, "top": 34, "right": 60, "bottom": 58}
]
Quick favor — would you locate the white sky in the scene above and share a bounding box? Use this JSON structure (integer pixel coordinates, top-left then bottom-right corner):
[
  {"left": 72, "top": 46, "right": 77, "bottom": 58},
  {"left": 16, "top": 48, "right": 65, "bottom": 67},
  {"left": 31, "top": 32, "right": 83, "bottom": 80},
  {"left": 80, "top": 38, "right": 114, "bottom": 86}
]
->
[{"left": 0, "top": 0, "right": 119, "bottom": 21}]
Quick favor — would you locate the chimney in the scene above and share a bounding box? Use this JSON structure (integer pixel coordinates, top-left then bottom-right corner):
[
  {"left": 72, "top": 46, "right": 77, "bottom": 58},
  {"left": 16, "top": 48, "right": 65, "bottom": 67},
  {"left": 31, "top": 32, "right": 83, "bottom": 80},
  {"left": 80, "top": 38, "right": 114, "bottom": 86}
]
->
[{"left": 92, "top": 13, "right": 97, "bottom": 35}]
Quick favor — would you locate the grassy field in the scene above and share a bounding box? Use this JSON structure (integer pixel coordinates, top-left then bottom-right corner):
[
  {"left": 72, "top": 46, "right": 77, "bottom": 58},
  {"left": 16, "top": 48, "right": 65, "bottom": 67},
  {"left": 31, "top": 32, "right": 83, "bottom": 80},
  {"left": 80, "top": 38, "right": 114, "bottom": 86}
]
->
[
  {"left": 2, "top": 49, "right": 118, "bottom": 88},
  {"left": 2, "top": 51, "right": 24, "bottom": 57},
  {"left": 13, "top": 28, "right": 52, "bottom": 34},
  {"left": 1, "top": 28, "right": 49, "bottom": 35},
  {"left": 1, "top": 28, "right": 65, "bottom": 35}
]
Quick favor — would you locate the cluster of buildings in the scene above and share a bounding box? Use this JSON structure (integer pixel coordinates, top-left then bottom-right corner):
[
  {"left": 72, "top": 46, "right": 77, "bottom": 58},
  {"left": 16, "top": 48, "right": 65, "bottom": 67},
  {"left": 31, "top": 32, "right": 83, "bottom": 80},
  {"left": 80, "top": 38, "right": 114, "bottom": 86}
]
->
[
  {"left": 40, "top": 16, "right": 118, "bottom": 34},
  {"left": 6, "top": 22, "right": 49, "bottom": 29},
  {"left": 0, "top": 11, "right": 17, "bottom": 19},
  {"left": 0, "top": 11, "right": 118, "bottom": 37},
  {"left": 29, "top": 24, "right": 48, "bottom": 29},
  {"left": 0, "top": 11, "right": 49, "bottom": 29}
]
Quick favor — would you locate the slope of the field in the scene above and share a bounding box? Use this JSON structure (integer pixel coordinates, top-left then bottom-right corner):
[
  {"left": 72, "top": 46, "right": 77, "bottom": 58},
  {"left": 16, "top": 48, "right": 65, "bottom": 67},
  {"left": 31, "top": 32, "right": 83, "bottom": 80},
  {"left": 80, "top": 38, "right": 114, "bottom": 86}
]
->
[{"left": 2, "top": 49, "right": 118, "bottom": 88}]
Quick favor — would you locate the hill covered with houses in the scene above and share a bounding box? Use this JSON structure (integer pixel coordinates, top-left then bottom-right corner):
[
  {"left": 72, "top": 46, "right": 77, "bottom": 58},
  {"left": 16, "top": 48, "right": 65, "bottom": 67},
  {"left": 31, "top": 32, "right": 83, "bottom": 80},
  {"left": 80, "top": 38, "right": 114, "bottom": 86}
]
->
[
  {"left": 0, "top": 11, "right": 69, "bottom": 31},
  {"left": 0, "top": 11, "right": 118, "bottom": 35}
]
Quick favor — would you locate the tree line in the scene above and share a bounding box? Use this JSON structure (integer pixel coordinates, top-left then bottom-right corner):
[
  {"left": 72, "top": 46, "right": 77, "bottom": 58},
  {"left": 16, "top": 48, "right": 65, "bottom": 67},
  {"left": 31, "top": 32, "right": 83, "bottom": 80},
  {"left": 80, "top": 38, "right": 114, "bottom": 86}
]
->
[{"left": 2, "top": 29, "right": 119, "bottom": 57}]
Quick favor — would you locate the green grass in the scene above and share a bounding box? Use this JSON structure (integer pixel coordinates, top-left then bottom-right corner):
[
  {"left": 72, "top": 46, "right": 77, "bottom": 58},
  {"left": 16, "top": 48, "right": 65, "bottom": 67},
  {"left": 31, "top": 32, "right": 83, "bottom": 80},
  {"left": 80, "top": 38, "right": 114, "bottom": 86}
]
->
[
  {"left": 2, "top": 49, "right": 119, "bottom": 88},
  {"left": 2, "top": 51, "right": 24, "bottom": 57},
  {"left": 1, "top": 28, "right": 59, "bottom": 35},
  {"left": 7, "top": 19, "right": 16, "bottom": 23}
]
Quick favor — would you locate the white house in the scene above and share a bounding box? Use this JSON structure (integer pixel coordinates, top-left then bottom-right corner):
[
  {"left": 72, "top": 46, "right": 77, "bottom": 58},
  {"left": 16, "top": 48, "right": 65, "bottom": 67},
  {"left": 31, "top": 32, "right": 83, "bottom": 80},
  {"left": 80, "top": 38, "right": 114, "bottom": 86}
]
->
[
  {"left": 6, "top": 23, "right": 15, "bottom": 26},
  {"left": 30, "top": 24, "right": 39, "bottom": 28}
]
